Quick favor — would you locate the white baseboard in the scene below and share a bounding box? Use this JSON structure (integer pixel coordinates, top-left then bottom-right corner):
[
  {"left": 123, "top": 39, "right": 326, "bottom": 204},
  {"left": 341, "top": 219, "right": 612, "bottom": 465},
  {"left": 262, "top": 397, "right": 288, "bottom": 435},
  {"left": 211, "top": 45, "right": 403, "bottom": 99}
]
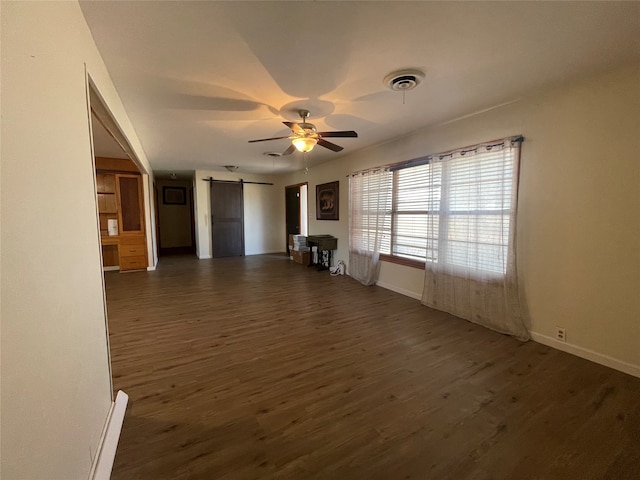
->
[
  {"left": 90, "top": 390, "right": 129, "bottom": 480},
  {"left": 197, "top": 254, "right": 212, "bottom": 260},
  {"left": 103, "top": 266, "right": 119, "bottom": 272},
  {"left": 146, "top": 265, "right": 156, "bottom": 271},
  {"left": 367, "top": 279, "right": 640, "bottom": 379},
  {"left": 375, "top": 280, "right": 422, "bottom": 300},
  {"left": 530, "top": 332, "right": 640, "bottom": 378}
]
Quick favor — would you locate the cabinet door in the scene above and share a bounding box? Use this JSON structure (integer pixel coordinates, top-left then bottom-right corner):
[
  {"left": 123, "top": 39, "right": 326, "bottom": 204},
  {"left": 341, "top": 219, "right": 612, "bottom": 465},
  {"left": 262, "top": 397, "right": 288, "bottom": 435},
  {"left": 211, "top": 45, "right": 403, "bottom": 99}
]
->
[
  {"left": 96, "top": 173, "right": 116, "bottom": 194},
  {"left": 116, "top": 174, "right": 144, "bottom": 235},
  {"left": 97, "top": 193, "right": 117, "bottom": 213}
]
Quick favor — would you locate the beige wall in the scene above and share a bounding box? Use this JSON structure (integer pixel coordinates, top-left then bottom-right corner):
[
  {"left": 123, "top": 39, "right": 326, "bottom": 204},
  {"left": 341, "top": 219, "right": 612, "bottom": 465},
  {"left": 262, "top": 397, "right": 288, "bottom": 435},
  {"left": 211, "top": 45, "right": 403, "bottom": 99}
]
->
[
  {"left": 281, "top": 64, "right": 640, "bottom": 375},
  {"left": 1, "top": 2, "right": 153, "bottom": 478},
  {"left": 194, "top": 170, "right": 284, "bottom": 258}
]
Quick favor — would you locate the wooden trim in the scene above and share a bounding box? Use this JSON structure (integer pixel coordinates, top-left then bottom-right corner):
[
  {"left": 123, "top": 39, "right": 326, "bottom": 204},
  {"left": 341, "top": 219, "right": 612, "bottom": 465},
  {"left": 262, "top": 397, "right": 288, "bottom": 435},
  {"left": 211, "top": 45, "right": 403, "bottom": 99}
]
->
[
  {"left": 95, "top": 157, "right": 140, "bottom": 173},
  {"left": 380, "top": 253, "right": 425, "bottom": 270},
  {"left": 285, "top": 183, "right": 306, "bottom": 255}
]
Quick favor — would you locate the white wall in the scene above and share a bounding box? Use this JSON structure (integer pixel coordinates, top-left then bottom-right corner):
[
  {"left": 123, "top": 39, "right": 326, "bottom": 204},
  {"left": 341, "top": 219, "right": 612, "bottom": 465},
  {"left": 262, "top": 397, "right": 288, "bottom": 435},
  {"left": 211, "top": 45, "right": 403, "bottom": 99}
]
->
[
  {"left": 280, "top": 64, "right": 640, "bottom": 376},
  {"left": 194, "top": 170, "right": 283, "bottom": 258},
  {"left": 1, "top": 2, "right": 153, "bottom": 478}
]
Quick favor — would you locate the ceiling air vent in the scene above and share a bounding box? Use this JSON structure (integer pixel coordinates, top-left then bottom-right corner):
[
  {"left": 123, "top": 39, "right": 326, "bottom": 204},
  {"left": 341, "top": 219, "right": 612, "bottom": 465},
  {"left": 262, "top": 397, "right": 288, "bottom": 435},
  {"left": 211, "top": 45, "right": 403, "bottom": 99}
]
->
[{"left": 384, "top": 69, "right": 425, "bottom": 92}]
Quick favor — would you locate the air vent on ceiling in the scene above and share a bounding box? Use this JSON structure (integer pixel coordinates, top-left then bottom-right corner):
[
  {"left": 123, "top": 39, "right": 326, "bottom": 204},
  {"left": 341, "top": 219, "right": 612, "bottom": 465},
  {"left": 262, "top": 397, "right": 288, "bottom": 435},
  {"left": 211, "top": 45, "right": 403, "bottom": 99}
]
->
[{"left": 384, "top": 69, "right": 425, "bottom": 92}]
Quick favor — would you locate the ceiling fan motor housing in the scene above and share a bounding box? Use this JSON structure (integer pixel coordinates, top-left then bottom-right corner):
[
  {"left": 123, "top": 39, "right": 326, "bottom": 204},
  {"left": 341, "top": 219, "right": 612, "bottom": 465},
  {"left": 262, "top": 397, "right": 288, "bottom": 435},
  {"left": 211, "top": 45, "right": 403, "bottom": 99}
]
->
[{"left": 299, "top": 122, "right": 317, "bottom": 133}]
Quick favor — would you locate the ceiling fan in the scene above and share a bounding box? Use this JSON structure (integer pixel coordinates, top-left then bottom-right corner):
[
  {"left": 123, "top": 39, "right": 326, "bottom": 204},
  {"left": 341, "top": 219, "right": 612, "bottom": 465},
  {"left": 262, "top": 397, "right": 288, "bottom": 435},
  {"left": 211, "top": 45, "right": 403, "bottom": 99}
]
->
[{"left": 248, "top": 110, "right": 358, "bottom": 155}]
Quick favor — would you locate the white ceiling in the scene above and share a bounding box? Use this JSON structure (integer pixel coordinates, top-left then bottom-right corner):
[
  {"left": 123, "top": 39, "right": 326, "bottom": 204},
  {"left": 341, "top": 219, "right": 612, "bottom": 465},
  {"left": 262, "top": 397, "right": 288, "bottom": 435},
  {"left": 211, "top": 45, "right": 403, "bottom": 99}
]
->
[{"left": 80, "top": 1, "right": 640, "bottom": 174}]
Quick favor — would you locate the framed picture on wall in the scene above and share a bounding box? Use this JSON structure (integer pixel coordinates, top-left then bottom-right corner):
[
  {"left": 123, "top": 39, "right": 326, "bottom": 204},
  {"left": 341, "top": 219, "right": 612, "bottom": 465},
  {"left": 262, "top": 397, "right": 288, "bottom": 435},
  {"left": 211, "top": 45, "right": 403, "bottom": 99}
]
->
[
  {"left": 163, "top": 186, "right": 186, "bottom": 205},
  {"left": 316, "top": 181, "right": 339, "bottom": 220}
]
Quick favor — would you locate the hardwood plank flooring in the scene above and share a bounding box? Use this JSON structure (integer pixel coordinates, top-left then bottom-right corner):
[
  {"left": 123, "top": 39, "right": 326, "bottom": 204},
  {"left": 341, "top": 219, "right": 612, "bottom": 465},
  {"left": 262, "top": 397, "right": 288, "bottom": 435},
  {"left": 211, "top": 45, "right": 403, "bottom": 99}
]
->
[{"left": 106, "top": 255, "right": 640, "bottom": 480}]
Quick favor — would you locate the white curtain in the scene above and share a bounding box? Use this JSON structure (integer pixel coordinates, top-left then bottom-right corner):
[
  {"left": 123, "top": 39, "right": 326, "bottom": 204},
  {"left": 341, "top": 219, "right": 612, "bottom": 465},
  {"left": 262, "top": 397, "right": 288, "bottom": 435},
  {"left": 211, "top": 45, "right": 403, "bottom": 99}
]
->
[
  {"left": 348, "top": 169, "right": 392, "bottom": 286},
  {"left": 421, "top": 140, "right": 529, "bottom": 341}
]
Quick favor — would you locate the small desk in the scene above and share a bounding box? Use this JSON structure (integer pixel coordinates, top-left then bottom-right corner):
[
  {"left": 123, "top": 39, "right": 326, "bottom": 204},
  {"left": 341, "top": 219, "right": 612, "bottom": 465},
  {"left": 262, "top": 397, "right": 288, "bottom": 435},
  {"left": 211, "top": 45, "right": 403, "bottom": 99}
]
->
[
  {"left": 100, "top": 235, "right": 147, "bottom": 272},
  {"left": 307, "top": 235, "right": 337, "bottom": 271}
]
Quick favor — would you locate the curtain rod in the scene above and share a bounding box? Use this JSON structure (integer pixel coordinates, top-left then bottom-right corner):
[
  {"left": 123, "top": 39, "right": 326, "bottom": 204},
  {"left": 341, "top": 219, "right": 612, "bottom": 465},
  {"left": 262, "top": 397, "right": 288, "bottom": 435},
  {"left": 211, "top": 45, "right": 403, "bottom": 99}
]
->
[
  {"left": 202, "top": 177, "right": 273, "bottom": 186},
  {"left": 349, "top": 135, "right": 524, "bottom": 177}
]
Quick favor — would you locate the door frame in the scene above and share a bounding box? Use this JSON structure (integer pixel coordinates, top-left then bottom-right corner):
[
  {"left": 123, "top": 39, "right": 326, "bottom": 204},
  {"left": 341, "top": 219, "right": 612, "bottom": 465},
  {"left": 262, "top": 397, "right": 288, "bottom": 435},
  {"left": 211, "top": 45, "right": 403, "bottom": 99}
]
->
[
  {"left": 86, "top": 74, "right": 156, "bottom": 396},
  {"left": 285, "top": 182, "right": 308, "bottom": 255}
]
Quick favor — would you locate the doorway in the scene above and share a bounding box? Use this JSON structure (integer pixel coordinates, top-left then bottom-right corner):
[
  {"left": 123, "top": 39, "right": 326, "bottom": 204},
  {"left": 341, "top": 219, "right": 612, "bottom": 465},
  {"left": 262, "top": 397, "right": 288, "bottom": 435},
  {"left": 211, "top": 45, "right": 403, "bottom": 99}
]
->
[
  {"left": 285, "top": 183, "right": 308, "bottom": 256},
  {"left": 155, "top": 174, "right": 197, "bottom": 256},
  {"left": 88, "top": 79, "right": 153, "bottom": 395}
]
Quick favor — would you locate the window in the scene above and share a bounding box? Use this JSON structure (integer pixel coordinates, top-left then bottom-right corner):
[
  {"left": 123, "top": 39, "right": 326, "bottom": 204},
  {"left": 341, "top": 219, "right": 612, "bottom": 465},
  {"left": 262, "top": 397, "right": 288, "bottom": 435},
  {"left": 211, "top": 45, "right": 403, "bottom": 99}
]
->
[
  {"left": 350, "top": 138, "right": 521, "bottom": 276},
  {"left": 391, "top": 162, "right": 441, "bottom": 263},
  {"left": 349, "top": 169, "right": 392, "bottom": 254}
]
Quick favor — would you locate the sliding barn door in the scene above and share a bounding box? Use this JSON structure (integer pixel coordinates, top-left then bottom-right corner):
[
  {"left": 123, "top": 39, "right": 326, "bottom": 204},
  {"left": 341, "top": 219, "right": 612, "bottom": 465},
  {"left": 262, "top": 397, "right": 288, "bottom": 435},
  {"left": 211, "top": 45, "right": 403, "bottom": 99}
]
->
[{"left": 210, "top": 181, "right": 244, "bottom": 258}]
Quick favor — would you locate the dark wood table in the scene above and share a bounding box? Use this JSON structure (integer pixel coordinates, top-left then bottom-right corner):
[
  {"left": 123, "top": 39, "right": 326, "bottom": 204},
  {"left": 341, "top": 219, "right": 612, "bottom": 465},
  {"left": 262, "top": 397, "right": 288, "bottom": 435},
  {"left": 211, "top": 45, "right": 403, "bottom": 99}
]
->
[{"left": 306, "top": 235, "right": 338, "bottom": 271}]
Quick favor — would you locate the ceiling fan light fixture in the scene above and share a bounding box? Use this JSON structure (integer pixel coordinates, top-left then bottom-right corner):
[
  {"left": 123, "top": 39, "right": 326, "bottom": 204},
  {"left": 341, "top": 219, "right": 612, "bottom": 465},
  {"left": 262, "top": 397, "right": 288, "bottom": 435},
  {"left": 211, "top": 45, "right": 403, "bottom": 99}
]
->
[
  {"left": 248, "top": 109, "right": 356, "bottom": 153},
  {"left": 292, "top": 137, "right": 317, "bottom": 153},
  {"left": 224, "top": 165, "right": 239, "bottom": 172}
]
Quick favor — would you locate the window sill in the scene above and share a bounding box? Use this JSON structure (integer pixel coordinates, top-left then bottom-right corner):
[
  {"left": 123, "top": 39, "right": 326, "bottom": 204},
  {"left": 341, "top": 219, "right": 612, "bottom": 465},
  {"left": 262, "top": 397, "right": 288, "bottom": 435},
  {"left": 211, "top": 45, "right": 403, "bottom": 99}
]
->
[{"left": 380, "top": 254, "right": 425, "bottom": 270}]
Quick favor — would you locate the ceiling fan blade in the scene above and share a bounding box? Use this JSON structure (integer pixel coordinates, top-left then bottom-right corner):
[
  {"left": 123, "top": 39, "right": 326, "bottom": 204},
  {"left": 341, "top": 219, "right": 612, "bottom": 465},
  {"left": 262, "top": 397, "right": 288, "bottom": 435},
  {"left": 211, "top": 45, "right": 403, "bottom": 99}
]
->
[
  {"left": 248, "top": 135, "right": 290, "bottom": 143},
  {"left": 282, "top": 144, "right": 296, "bottom": 156},
  {"left": 317, "top": 130, "right": 358, "bottom": 138},
  {"left": 283, "top": 121, "right": 304, "bottom": 134},
  {"left": 318, "top": 138, "right": 344, "bottom": 152}
]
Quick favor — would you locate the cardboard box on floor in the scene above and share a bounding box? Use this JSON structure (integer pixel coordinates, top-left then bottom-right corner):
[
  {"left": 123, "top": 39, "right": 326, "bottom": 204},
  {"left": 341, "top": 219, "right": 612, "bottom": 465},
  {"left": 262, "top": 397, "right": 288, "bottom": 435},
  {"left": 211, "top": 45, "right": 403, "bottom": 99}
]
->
[{"left": 292, "top": 250, "right": 309, "bottom": 265}]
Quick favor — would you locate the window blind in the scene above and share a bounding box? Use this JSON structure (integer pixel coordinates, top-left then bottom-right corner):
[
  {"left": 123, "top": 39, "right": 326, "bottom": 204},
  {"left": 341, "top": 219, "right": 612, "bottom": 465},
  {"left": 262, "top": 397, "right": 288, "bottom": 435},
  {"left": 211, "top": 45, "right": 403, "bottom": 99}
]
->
[
  {"left": 440, "top": 148, "right": 515, "bottom": 274},
  {"left": 392, "top": 162, "right": 441, "bottom": 262},
  {"left": 349, "top": 171, "right": 392, "bottom": 254},
  {"left": 348, "top": 137, "right": 521, "bottom": 276}
]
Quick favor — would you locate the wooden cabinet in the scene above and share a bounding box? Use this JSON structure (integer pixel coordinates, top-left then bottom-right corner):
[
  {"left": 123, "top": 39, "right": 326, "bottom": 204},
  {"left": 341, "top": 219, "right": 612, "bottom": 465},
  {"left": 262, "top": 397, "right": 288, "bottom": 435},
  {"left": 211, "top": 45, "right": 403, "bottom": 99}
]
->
[
  {"left": 97, "top": 173, "right": 118, "bottom": 233},
  {"left": 118, "top": 236, "right": 147, "bottom": 271},
  {"left": 97, "top": 174, "right": 117, "bottom": 212},
  {"left": 97, "top": 171, "right": 148, "bottom": 272}
]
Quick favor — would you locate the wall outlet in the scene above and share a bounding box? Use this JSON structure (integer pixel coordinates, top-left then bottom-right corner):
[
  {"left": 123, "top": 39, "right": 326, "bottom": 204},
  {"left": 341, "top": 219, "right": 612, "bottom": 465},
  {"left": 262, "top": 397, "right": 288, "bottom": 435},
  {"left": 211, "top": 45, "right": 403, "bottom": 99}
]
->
[{"left": 555, "top": 326, "right": 567, "bottom": 342}]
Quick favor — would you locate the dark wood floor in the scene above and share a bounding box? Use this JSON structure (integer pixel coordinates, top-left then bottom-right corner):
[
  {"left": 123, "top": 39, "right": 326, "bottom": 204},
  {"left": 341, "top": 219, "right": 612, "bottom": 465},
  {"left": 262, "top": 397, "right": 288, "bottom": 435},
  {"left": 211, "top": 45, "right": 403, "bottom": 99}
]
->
[{"left": 106, "top": 255, "right": 640, "bottom": 480}]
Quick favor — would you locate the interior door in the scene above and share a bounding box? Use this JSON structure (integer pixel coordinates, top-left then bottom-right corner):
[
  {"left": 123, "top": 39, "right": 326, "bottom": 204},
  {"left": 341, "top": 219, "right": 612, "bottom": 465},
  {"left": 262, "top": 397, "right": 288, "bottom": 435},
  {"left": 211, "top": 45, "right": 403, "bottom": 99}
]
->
[
  {"left": 211, "top": 181, "right": 244, "bottom": 258},
  {"left": 285, "top": 185, "right": 301, "bottom": 255}
]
